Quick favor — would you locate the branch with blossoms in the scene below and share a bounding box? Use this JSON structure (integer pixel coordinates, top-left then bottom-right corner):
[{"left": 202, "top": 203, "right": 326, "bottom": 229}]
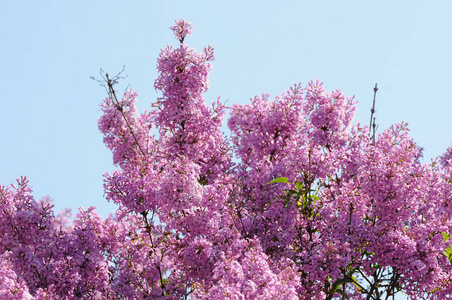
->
[
  {"left": 91, "top": 67, "right": 147, "bottom": 158},
  {"left": 105, "top": 73, "right": 146, "bottom": 157}
]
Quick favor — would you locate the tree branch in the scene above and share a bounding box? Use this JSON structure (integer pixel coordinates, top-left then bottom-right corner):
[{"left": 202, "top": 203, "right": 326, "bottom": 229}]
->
[
  {"left": 105, "top": 72, "right": 147, "bottom": 157},
  {"left": 369, "top": 83, "right": 379, "bottom": 144}
]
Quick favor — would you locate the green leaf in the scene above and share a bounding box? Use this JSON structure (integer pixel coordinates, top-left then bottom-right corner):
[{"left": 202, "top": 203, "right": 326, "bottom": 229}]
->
[
  {"left": 295, "top": 181, "right": 303, "bottom": 190},
  {"left": 331, "top": 278, "right": 354, "bottom": 292},
  {"left": 444, "top": 245, "right": 452, "bottom": 264},
  {"left": 159, "top": 277, "right": 170, "bottom": 287},
  {"left": 351, "top": 276, "right": 361, "bottom": 290},
  {"left": 285, "top": 189, "right": 299, "bottom": 196},
  {"left": 283, "top": 189, "right": 298, "bottom": 201},
  {"left": 269, "top": 177, "right": 290, "bottom": 184},
  {"left": 309, "top": 195, "right": 320, "bottom": 202},
  {"left": 335, "top": 289, "right": 350, "bottom": 299},
  {"left": 442, "top": 231, "right": 450, "bottom": 241}
]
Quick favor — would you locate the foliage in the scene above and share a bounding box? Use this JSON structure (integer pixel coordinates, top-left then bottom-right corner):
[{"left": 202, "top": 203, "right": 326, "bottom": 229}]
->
[{"left": 1, "top": 19, "right": 452, "bottom": 299}]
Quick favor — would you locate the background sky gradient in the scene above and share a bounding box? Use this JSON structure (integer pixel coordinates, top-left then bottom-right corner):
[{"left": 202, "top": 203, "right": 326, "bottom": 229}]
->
[{"left": 1, "top": 0, "right": 451, "bottom": 225}]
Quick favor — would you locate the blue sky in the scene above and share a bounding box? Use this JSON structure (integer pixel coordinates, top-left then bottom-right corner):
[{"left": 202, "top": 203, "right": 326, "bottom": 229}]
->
[{"left": 1, "top": 0, "right": 451, "bottom": 222}]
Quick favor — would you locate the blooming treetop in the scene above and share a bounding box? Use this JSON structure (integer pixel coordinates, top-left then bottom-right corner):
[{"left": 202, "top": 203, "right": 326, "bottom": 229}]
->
[{"left": 1, "top": 19, "right": 452, "bottom": 299}]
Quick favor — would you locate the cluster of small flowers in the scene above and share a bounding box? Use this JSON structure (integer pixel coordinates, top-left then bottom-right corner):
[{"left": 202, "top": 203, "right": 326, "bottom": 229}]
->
[
  {"left": 440, "top": 145, "right": 452, "bottom": 169},
  {"left": 170, "top": 18, "right": 193, "bottom": 43},
  {"left": 2, "top": 19, "right": 452, "bottom": 299}
]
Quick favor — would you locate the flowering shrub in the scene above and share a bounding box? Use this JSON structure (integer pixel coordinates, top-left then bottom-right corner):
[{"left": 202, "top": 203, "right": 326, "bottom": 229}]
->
[{"left": 1, "top": 19, "right": 452, "bottom": 299}]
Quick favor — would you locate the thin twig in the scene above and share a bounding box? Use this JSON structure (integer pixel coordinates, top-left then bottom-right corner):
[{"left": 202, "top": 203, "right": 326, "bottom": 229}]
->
[
  {"left": 105, "top": 73, "right": 146, "bottom": 157},
  {"left": 369, "top": 83, "right": 379, "bottom": 143},
  {"left": 140, "top": 211, "right": 165, "bottom": 293}
]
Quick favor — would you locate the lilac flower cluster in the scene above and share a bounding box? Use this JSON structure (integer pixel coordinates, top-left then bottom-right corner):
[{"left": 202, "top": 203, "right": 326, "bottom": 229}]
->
[
  {"left": 170, "top": 19, "right": 193, "bottom": 43},
  {"left": 2, "top": 19, "right": 452, "bottom": 299}
]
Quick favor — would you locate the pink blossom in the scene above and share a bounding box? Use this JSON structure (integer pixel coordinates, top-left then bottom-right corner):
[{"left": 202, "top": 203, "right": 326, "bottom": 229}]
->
[{"left": 170, "top": 19, "right": 193, "bottom": 43}]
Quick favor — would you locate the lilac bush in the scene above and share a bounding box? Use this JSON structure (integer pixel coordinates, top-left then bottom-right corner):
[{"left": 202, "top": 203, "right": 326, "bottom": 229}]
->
[{"left": 1, "top": 19, "right": 452, "bottom": 299}]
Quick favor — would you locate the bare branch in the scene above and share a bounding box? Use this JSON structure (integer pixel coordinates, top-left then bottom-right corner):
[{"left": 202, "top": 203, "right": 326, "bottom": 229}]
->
[
  {"left": 369, "top": 83, "right": 379, "bottom": 144},
  {"left": 98, "top": 69, "right": 146, "bottom": 157}
]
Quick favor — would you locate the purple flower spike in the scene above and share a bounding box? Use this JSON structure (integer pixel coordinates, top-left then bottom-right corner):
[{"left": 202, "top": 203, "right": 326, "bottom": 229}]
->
[{"left": 170, "top": 19, "right": 193, "bottom": 43}]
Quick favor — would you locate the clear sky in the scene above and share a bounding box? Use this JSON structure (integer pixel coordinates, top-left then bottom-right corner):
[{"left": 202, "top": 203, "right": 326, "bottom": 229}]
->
[
  {"left": 1, "top": 1, "right": 450, "bottom": 298},
  {"left": 1, "top": 0, "right": 451, "bottom": 221}
]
